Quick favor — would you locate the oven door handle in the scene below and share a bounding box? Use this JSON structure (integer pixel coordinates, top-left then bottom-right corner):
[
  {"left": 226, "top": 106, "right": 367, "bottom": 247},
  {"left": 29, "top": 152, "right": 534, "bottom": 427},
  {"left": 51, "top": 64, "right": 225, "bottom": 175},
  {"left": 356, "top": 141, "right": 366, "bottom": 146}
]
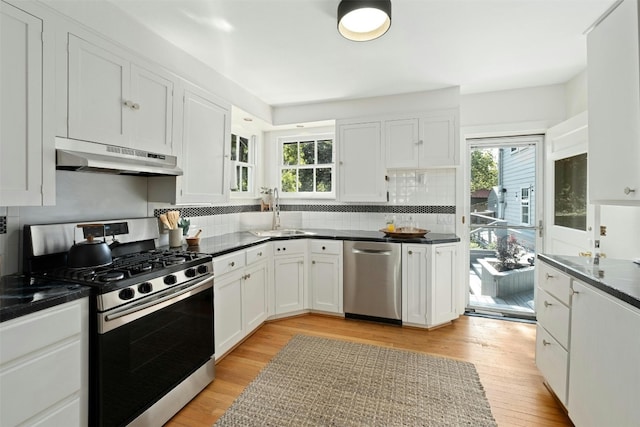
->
[{"left": 99, "top": 275, "right": 213, "bottom": 334}]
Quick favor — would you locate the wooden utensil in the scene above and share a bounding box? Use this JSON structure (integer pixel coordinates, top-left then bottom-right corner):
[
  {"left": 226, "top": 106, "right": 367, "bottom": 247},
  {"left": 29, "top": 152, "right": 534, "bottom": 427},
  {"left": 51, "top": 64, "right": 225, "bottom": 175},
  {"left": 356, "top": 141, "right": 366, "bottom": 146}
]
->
[
  {"left": 159, "top": 214, "right": 171, "bottom": 229},
  {"left": 194, "top": 229, "right": 202, "bottom": 238},
  {"left": 167, "top": 211, "right": 180, "bottom": 230}
]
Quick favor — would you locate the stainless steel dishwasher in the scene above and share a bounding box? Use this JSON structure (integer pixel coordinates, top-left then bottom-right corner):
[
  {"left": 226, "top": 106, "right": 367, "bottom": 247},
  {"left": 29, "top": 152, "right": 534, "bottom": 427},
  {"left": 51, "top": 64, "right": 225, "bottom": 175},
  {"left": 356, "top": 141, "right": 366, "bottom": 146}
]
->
[{"left": 343, "top": 241, "right": 402, "bottom": 324}]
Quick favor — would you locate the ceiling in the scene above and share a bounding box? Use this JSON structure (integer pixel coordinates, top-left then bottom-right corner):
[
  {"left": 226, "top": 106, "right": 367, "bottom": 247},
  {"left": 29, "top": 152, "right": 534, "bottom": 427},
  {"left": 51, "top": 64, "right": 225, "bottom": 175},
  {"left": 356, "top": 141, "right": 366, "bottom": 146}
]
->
[{"left": 106, "top": 0, "right": 616, "bottom": 107}]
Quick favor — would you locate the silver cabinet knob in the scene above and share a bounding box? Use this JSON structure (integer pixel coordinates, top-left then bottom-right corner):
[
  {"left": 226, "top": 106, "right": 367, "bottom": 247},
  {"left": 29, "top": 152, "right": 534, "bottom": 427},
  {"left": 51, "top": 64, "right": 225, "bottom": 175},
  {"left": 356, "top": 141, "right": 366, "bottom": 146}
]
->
[
  {"left": 542, "top": 340, "right": 551, "bottom": 346},
  {"left": 624, "top": 187, "right": 636, "bottom": 195},
  {"left": 408, "top": 250, "right": 413, "bottom": 255},
  {"left": 545, "top": 273, "right": 554, "bottom": 279},
  {"left": 132, "top": 103, "right": 140, "bottom": 110},
  {"left": 570, "top": 288, "right": 579, "bottom": 296},
  {"left": 544, "top": 300, "right": 552, "bottom": 307},
  {"left": 229, "top": 261, "right": 235, "bottom": 267}
]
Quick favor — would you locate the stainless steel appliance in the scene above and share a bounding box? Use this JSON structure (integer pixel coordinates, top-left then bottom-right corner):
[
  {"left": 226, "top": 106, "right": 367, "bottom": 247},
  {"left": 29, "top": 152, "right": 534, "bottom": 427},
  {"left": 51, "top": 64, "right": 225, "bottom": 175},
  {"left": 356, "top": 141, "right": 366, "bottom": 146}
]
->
[
  {"left": 343, "top": 241, "right": 402, "bottom": 324},
  {"left": 24, "top": 218, "right": 214, "bottom": 427}
]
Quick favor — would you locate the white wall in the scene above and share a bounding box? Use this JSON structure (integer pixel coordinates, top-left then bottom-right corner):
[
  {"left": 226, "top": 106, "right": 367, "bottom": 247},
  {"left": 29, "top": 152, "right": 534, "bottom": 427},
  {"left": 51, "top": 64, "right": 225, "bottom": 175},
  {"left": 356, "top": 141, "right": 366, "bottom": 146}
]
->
[
  {"left": 565, "top": 70, "right": 588, "bottom": 117},
  {"left": 461, "top": 84, "right": 566, "bottom": 133},
  {"left": 273, "top": 87, "right": 460, "bottom": 125},
  {"left": 600, "top": 206, "right": 640, "bottom": 259}
]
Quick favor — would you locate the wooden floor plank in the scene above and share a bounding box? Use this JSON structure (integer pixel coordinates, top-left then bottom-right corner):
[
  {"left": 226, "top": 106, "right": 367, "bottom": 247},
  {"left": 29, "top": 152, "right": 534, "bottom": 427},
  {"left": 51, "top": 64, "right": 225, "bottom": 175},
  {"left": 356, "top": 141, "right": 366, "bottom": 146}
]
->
[{"left": 166, "top": 314, "right": 571, "bottom": 426}]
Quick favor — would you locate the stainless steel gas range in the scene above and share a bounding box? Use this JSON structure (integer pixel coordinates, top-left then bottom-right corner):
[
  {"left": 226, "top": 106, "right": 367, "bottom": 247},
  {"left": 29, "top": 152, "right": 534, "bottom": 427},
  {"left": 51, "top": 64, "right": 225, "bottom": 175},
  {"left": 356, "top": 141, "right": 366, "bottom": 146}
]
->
[{"left": 23, "top": 218, "right": 215, "bottom": 427}]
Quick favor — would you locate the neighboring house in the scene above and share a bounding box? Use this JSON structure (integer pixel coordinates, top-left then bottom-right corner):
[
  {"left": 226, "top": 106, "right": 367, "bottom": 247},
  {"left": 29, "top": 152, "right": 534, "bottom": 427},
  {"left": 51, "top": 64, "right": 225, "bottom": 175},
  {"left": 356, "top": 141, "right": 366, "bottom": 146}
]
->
[{"left": 499, "top": 147, "right": 536, "bottom": 250}]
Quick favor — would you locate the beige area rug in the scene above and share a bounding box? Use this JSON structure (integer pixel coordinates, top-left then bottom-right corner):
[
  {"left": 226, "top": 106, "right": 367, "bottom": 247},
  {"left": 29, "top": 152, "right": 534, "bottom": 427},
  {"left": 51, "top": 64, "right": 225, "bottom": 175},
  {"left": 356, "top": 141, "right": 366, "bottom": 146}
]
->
[{"left": 214, "top": 335, "right": 497, "bottom": 426}]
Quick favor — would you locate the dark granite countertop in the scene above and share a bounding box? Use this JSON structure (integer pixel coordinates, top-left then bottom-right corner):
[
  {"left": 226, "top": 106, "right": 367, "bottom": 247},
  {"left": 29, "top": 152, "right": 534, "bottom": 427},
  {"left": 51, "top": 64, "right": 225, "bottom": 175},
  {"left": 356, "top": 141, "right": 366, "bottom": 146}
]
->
[
  {"left": 184, "top": 229, "right": 461, "bottom": 258},
  {"left": 538, "top": 254, "right": 640, "bottom": 310},
  {"left": 0, "top": 275, "right": 92, "bottom": 323}
]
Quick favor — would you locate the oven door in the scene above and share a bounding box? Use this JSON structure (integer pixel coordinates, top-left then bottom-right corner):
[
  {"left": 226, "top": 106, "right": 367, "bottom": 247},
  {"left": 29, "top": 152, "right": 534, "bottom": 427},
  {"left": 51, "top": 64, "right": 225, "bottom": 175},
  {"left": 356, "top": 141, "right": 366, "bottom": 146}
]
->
[{"left": 93, "top": 276, "right": 214, "bottom": 427}]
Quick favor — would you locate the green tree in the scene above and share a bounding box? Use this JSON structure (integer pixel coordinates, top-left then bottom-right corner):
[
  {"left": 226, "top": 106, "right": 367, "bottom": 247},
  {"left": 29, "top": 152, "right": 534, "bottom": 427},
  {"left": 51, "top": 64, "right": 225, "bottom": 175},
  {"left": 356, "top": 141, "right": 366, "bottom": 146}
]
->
[{"left": 470, "top": 150, "right": 498, "bottom": 192}]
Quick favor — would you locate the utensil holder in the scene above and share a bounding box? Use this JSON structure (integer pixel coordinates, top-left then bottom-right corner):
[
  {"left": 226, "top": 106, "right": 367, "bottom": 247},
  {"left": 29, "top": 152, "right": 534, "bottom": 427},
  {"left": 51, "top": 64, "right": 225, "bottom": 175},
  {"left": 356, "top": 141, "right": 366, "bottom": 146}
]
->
[{"left": 169, "top": 228, "right": 183, "bottom": 248}]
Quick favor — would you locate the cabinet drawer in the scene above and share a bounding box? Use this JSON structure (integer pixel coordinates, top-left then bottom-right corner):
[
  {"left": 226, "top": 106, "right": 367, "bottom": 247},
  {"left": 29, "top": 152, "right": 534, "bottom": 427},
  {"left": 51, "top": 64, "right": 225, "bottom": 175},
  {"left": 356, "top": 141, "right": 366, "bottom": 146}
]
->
[
  {"left": 536, "top": 288, "right": 570, "bottom": 348},
  {"left": 246, "top": 244, "right": 270, "bottom": 265},
  {"left": 310, "top": 240, "right": 341, "bottom": 255},
  {"left": 535, "top": 325, "right": 568, "bottom": 406},
  {"left": 273, "top": 239, "right": 307, "bottom": 255},
  {"left": 0, "top": 301, "right": 82, "bottom": 365},
  {"left": 213, "top": 251, "right": 246, "bottom": 276},
  {"left": 538, "top": 262, "right": 571, "bottom": 306}
]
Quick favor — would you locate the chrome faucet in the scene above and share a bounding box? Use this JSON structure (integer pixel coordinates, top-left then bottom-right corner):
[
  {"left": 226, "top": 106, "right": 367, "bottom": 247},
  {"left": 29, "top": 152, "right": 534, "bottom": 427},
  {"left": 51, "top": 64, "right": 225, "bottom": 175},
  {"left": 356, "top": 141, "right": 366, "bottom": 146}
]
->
[{"left": 271, "top": 187, "right": 280, "bottom": 230}]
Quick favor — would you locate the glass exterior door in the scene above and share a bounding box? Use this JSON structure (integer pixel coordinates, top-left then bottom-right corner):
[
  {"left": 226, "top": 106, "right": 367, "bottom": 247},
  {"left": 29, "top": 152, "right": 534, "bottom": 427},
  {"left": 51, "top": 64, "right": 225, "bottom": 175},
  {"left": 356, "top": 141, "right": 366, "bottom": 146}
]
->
[{"left": 467, "top": 137, "right": 542, "bottom": 318}]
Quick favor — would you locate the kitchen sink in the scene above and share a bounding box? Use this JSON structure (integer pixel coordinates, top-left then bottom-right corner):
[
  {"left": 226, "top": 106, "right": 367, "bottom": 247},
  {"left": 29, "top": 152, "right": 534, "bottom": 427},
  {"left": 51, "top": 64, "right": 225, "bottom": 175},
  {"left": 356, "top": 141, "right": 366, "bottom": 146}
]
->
[{"left": 250, "top": 229, "right": 316, "bottom": 237}]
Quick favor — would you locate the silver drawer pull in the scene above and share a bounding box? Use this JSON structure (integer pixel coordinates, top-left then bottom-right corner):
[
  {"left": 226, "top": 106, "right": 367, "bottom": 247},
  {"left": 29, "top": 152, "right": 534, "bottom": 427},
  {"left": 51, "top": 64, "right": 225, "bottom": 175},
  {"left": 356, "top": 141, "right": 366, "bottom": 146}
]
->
[
  {"left": 544, "top": 300, "right": 552, "bottom": 307},
  {"left": 229, "top": 261, "right": 235, "bottom": 267},
  {"left": 542, "top": 339, "right": 551, "bottom": 346},
  {"left": 545, "top": 273, "right": 554, "bottom": 279},
  {"left": 570, "top": 289, "right": 579, "bottom": 296},
  {"left": 258, "top": 252, "right": 262, "bottom": 256}
]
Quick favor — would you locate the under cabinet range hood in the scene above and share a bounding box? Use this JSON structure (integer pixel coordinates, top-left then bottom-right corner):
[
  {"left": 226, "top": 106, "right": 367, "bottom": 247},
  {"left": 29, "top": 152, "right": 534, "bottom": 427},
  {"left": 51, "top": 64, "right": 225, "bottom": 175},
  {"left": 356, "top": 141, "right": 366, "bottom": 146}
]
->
[{"left": 55, "top": 138, "right": 183, "bottom": 176}]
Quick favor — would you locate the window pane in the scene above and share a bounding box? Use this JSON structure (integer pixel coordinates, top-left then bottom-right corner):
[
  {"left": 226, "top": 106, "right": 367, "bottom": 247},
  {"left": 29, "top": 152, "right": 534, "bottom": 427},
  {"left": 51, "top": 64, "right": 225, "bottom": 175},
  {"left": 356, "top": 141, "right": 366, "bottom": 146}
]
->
[
  {"left": 554, "top": 153, "right": 587, "bottom": 230},
  {"left": 299, "top": 169, "right": 314, "bottom": 192},
  {"left": 239, "top": 137, "right": 249, "bottom": 163},
  {"left": 281, "top": 169, "right": 297, "bottom": 192},
  {"left": 230, "top": 134, "right": 237, "bottom": 161},
  {"left": 317, "top": 140, "right": 333, "bottom": 164},
  {"left": 316, "top": 168, "right": 332, "bottom": 192},
  {"left": 300, "top": 141, "right": 315, "bottom": 165},
  {"left": 241, "top": 166, "right": 248, "bottom": 192},
  {"left": 282, "top": 142, "right": 298, "bottom": 165}
]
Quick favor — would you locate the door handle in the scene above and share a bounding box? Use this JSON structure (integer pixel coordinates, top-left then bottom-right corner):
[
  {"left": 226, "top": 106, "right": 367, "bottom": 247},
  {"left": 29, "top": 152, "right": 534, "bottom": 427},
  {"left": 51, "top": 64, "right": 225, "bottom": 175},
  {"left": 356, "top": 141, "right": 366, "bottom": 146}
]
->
[{"left": 352, "top": 249, "right": 391, "bottom": 256}]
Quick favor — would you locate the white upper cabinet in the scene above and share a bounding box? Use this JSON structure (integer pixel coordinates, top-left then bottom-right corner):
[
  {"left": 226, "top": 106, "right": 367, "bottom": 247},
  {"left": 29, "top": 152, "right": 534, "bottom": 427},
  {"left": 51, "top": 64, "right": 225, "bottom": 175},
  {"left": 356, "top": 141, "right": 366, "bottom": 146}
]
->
[
  {"left": 1, "top": 1, "right": 54, "bottom": 206},
  {"left": 385, "top": 118, "right": 420, "bottom": 169},
  {"left": 67, "top": 34, "right": 174, "bottom": 155},
  {"left": 337, "top": 120, "right": 386, "bottom": 202},
  {"left": 149, "top": 83, "right": 229, "bottom": 204},
  {"left": 386, "top": 110, "right": 458, "bottom": 169},
  {"left": 587, "top": 0, "right": 640, "bottom": 205}
]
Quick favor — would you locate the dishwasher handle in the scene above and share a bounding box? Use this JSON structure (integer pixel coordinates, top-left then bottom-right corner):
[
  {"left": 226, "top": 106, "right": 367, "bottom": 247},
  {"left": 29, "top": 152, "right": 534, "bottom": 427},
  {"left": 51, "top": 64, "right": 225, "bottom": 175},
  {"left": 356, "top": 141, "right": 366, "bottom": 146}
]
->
[{"left": 352, "top": 248, "right": 392, "bottom": 256}]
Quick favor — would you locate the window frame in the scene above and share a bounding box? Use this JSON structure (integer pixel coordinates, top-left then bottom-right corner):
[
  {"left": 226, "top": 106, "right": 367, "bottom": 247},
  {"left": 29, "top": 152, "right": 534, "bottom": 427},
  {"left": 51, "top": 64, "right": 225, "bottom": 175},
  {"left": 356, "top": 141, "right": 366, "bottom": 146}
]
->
[
  {"left": 277, "top": 133, "right": 336, "bottom": 199},
  {"left": 520, "top": 186, "right": 530, "bottom": 225},
  {"left": 229, "top": 133, "right": 255, "bottom": 197}
]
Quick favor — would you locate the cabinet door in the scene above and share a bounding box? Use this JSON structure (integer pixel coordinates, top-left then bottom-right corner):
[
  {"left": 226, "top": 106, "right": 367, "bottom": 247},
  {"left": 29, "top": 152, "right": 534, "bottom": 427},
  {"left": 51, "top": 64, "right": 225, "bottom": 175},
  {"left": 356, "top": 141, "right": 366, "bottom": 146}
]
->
[
  {"left": 214, "top": 270, "right": 244, "bottom": 358},
  {"left": 428, "top": 244, "right": 458, "bottom": 326},
  {"left": 68, "top": 34, "right": 130, "bottom": 147},
  {"left": 274, "top": 256, "right": 305, "bottom": 314},
  {"left": 420, "top": 111, "right": 457, "bottom": 167},
  {"left": 587, "top": 0, "right": 640, "bottom": 204},
  {"left": 402, "top": 245, "right": 428, "bottom": 326},
  {"left": 0, "top": 3, "right": 43, "bottom": 206},
  {"left": 385, "top": 118, "right": 419, "bottom": 169},
  {"left": 568, "top": 280, "right": 640, "bottom": 426},
  {"left": 243, "top": 260, "right": 269, "bottom": 332},
  {"left": 311, "top": 255, "right": 341, "bottom": 313},
  {"left": 338, "top": 121, "right": 386, "bottom": 202},
  {"left": 130, "top": 64, "right": 173, "bottom": 154},
  {"left": 180, "top": 87, "right": 229, "bottom": 204}
]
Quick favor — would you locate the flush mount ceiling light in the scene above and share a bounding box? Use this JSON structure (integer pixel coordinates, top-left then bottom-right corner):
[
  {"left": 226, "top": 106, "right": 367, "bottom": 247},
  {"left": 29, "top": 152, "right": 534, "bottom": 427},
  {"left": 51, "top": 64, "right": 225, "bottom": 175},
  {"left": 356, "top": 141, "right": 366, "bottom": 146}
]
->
[{"left": 337, "top": 0, "right": 392, "bottom": 42}]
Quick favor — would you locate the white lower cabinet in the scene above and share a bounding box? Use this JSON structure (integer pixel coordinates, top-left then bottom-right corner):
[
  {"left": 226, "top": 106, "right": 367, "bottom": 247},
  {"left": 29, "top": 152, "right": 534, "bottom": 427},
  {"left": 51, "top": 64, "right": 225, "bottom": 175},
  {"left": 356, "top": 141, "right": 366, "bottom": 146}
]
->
[
  {"left": 273, "top": 240, "right": 307, "bottom": 315},
  {"left": 568, "top": 280, "right": 640, "bottom": 426},
  {"left": 214, "top": 244, "right": 270, "bottom": 359},
  {"left": 0, "top": 298, "right": 88, "bottom": 427},
  {"left": 535, "top": 261, "right": 572, "bottom": 406},
  {"left": 402, "top": 243, "right": 458, "bottom": 328},
  {"left": 310, "top": 240, "right": 343, "bottom": 314}
]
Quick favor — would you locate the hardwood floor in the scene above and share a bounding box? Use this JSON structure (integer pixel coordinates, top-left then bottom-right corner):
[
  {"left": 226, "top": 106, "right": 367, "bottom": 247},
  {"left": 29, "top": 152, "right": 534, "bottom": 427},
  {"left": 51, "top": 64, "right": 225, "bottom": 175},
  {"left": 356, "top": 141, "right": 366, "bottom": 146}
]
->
[{"left": 166, "top": 314, "right": 572, "bottom": 427}]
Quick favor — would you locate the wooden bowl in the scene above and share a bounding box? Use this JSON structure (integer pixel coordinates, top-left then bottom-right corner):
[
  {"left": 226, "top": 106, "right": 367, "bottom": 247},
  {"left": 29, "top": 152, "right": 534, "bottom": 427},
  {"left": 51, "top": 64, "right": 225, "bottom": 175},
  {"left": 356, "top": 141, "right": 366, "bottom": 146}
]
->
[{"left": 186, "top": 237, "right": 200, "bottom": 246}]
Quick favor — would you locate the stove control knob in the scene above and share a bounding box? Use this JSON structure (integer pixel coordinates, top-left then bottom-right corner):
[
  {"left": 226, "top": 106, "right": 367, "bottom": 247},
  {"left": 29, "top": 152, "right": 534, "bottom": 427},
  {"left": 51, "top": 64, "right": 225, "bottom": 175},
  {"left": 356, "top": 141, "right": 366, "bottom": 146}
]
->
[
  {"left": 119, "top": 288, "right": 135, "bottom": 301},
  {"left": 197, "top": 264, "right": 209, "bottom": 275},
  {"left": 185, "top": 268, "right": 196, "bottom": 278},
  {"left": 138, "top": 282, "right": 153, "bottom": 294},
  {"left": 164, "top": 275, "right": 177, "bottom": 285}
]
